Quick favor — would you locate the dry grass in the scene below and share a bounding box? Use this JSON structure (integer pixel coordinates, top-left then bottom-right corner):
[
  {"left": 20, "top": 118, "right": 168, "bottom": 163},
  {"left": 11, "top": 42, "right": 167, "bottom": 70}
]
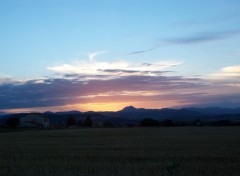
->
[{"left": 0, "top": 127, "right": 240, "bottom": 176}]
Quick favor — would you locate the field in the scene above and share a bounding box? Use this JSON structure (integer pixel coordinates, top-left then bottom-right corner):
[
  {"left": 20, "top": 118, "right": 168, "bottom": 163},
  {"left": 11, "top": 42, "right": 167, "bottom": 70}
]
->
[{"left": 0, "top": 127, "right": 240, "bottom": 176}]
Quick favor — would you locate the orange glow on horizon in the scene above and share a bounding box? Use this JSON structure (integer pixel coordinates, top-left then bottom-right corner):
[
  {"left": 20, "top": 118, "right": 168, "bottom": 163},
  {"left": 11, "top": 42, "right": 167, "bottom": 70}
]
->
[{"left": 1, "top": 100, "right": 192, "bottom": 113}]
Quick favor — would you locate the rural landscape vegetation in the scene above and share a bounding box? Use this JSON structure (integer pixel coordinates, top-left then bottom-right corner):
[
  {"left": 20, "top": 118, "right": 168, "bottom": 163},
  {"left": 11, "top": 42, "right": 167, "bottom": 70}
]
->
[
  {"left": 1, "top": 126, "right": 240, "bottom": 176},
  {"left": 1, "top": 106, "right": 240, "bottom": 176}
]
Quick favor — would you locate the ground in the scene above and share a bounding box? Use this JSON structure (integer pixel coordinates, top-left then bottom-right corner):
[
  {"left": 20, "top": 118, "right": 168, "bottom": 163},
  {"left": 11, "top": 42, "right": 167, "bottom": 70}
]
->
[{"left": 0, "top": 127, "right": 240, "bottom": 176}]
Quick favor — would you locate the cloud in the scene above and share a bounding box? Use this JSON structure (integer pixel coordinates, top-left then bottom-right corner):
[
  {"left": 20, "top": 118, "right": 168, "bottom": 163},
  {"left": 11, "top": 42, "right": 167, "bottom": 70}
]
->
[
  {"left": 124, "top": 45, "right": 162, "bottom": 56},
  {"left": 1, "top": 70, "right": 240, "bottom": 111},
  {"left": 1, "top": 59, "right": 240, "bottom": 111},
  {"left": 0, "top": 58, "right": 184, "bottom": 110},
  {"left": 165, "top": 30, "right": 240, "bottom": 45},
  {"left": 0, "top": 75, "right": 31, "bottom": 85},
  {"left": 172, "top": 14, "right": 240, "bottom": 27},
  {"left": 47, "top": 59, "right": 182, "bottom": 78},
  {"left": 88, "top": 50, "right": 108, "bottom": 61},
  {"left": 0, "top": 75, "right": 199, "bottom": 110},
  {"left": 222, "top": 65, "right": 240, "bottom": 73},
  {"left": 125, "top": 29, "right": 240, "bottom": 56},
  {"left": 209, "top": 65, "right": 240, "bottom": 79}
]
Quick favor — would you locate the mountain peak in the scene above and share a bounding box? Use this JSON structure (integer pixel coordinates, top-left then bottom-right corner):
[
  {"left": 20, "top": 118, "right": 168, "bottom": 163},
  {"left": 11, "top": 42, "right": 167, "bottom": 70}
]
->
[{"left": 120, "top": 106, "right": 138, "bottom": 112}]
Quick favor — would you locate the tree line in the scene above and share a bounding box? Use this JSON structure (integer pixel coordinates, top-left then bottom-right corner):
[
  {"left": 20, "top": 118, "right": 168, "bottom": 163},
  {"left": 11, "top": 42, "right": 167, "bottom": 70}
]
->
[{"left": 2, "top": 116, "right": 240, "bottom": 129}]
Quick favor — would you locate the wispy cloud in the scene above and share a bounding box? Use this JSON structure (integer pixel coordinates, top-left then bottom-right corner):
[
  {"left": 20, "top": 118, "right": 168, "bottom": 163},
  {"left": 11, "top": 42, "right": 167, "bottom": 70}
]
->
[
  {"left": 47, "top": 58, "right": 182, "bottom": 78},
  {"left": 166, "top": 30, "right": 240, "bottom": 45},
  {"left": 124, "top": 45, "right": 162, "bottom": 56},
  {"left": 88, "top": 50, "right": 108, "bottom": 61},
  {"left": 172, "top": 14, "right": 240, "bottom": 27},
  {"left": 125, "top": 29, "right": 240, "bottom": 56}
]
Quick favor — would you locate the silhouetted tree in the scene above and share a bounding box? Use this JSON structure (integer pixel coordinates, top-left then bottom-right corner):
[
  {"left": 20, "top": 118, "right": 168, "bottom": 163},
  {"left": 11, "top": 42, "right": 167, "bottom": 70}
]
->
[
  {"left": 103, "top": 121, "right": 114, "bottom": 128},
  {"left": 162, "top": 119, "right": 175, "bottom": 127},
  {"left": 83, "top": 116, "right": 93, "bottom": 127},
  {"left": 5, "top": 117, "right": 20, "bottom": 129},
  {"left": 212, "top": 119, "right": 232, "bottom": 126},
  {"left": 66, "top": 116, "right": 77, "bottom": 127},
  {"left": 140, "top": 118, "right": 159, "bottom": 127},
  {"left": 77, "top": 120, "right": 83, "bottom": 127},
  {"left": 193, "top": 119, "right": 203, "bottom": 126}
]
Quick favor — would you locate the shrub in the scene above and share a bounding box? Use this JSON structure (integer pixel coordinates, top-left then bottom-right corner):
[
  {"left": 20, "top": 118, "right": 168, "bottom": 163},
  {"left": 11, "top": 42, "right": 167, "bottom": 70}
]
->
[
  {"left": 66, "top": 116, "right": 77, "bottom": 127},
  {"left": 140, "top": 118, "right": 159, "bottom": 127},
  {"left": 5, "top": 117, "right": 20, "bottom": 129},
  {"left": 83, "top": 116, "right": 93, "bottom": 127}
]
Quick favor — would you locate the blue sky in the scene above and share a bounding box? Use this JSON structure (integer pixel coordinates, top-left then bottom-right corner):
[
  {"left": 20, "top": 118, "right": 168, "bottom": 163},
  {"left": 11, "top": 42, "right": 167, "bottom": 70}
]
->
[{"left": 0, "top": 0, "right": 240, "bottom": 112}]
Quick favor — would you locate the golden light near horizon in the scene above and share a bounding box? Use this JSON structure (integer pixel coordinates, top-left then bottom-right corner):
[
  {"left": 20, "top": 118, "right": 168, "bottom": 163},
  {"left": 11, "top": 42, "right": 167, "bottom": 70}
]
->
[
  {"left": 66, "top": 99, "right": 192, "bottom": 112},
  {"left": 79, "top": 102, "right": 131, "bottom": 112},
  {"left": 2, "top": 99, "right": 193, "bottom": 113}
]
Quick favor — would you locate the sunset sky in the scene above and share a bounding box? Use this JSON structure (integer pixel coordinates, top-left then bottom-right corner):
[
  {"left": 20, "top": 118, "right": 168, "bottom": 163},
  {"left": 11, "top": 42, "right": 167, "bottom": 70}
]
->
[{"left": 0, "top": 0, "right": 240, "bottom": 112}]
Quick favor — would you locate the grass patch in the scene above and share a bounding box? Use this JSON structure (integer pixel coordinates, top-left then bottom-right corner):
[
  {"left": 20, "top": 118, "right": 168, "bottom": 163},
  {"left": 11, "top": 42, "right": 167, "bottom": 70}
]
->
[{"left": 0, "top": 127, "right": 240, "bottom": 176}]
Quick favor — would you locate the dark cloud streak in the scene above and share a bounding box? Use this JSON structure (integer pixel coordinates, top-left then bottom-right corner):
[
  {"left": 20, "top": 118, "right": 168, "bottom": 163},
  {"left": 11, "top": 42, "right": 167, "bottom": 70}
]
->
[
  {"left": 124, "top": 45, "right": 162, "bottom": 56},
  {"left": 167, "top": 30, "right": 240, "bottom": 44},
  {"left": 125, "top": 29, "right": 240, "bottom": 55}
]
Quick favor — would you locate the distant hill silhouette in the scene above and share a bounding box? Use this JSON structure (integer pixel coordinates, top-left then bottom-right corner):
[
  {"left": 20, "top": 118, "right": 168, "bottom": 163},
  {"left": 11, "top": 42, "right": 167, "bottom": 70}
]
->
[
  {"left": 120, "top": 106, "right": 139, "bottom": 112},
  {"left": 1, "top": 106, "right": 240, "bottom": 126},
  {"left": 0, "top": 112, "right": 6, "bottom": 116},
  {"left": 185, "top": 107, "right": 240, "bottom": 115},
  {"left": 44, "top": 110, "right": 82, "bottom": 115}
]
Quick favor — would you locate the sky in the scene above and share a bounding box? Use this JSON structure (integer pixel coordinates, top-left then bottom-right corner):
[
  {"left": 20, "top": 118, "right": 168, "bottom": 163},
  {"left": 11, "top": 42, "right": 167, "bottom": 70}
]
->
[{"left": 0, "top": 0, "right": 240, "bottom": 112}]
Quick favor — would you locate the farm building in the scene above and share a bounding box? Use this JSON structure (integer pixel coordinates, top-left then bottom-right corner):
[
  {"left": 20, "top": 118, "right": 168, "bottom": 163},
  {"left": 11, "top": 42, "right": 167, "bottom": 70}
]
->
[{"left": 20, "top": 113, "right": 50, "bottom": 128}]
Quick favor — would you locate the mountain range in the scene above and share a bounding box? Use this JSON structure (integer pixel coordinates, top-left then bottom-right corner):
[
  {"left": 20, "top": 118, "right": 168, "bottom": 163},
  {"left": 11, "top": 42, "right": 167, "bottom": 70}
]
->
[{"left": 1, "top": 106, "right": 240, "bottom": 126}]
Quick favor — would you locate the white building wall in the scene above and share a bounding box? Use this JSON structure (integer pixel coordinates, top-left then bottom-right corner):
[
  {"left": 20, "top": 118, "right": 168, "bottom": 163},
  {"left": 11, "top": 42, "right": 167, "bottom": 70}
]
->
[{"left": 20, "top": 114, "right": 50, "bottom": 128}]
